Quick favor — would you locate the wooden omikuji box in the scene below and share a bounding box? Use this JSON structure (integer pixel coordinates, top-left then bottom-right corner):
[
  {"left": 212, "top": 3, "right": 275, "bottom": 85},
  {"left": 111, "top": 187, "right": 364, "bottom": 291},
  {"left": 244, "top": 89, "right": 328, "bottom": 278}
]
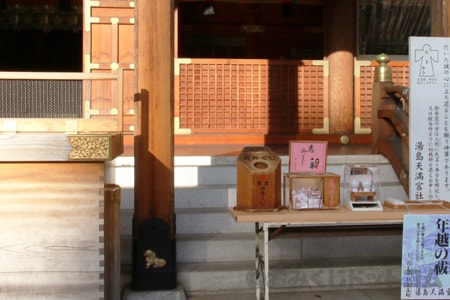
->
[
  {"left": 284, "top": 173, "right": 340, "bottom": 209},
  {"left": 236, "top": 146, "right": 282, "bottom": 211}
]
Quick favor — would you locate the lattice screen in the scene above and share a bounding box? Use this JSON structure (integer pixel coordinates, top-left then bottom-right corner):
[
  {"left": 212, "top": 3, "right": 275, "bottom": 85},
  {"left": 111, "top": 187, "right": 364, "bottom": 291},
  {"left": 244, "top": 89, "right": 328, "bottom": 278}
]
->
[
  {"left": 177, "top": 60, "right": 325, "bottom": 133},
  {"left": 391, "top": 64, "right": 409, "bottom": 86},
  {"left": 0, "top": 79, "right": 82, "bottom": 118},
  {"left": 358, "top": 65, "right": 375, "bottom": 129}
]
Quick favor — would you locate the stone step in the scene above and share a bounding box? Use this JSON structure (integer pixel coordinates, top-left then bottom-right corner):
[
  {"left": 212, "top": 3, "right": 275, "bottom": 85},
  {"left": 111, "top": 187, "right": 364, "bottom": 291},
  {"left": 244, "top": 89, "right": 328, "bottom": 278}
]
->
[
  {"left": 187, "top": 287, "right": 401, "bottom": 300},
  {"left": 174, "top": 182, "right": 405, "bottom": 210},
  {"left": 120, "top": 181, "right": 405, "bottom": 218},
  {"left": 175, "top": 185, "right": 237, "bottom": 209},
  {"left": 121, "top": 176, "right": 408, "bottom": 237},
  {"left": 173, "top": 182, "right": 406, "bottom": 210},
  {"left": 115, "top": 154, "right": 403, "bottom": 210},
  {"left": 120, "top": 263, "right": 401, "bottom": 300},
  {"left": 113, "top": 154, "right": 395, "bottom": 181},
  {"left": 177, "top": 207, "right": 256, "bottom": 234},
  {"left": 177, "top": 257, "right": 401, "bottom": 295},
  {"left": 177, "top": 233, "right": 402, "bottom": 263},
  {"left": 121, "top": 232, "right": 301, "bottom": 265},
  {"left": 116, "top": 153, "right": 408, "bottom": 298},
  {"left": 174, "top": 155, "right": 399, "bottom": 188},
  {"left": 120, "top": 230, "right": 402, "bottom": 266},
  {"left": 173, "top": 153, "right": 392, "bottom": 168},
  {"left": 120, "top": 207, "right": 253, "bottom": 236},
  {"left": 174, "top": 155, "right": 238, "bottom": 167},
  {"left": 176, "top": 165, "right": 237, "bottom": 187}
]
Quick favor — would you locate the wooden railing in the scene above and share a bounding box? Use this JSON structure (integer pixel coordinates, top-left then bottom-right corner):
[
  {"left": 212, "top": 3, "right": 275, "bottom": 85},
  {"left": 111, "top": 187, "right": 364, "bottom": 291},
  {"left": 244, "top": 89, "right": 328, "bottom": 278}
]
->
[
  {"left": 0, "top": 60, "right": 411, "bottom": 156},
  {"left": 0, "top": 72, "right": 123, "bottom": 134},
  {"left": 356, "top": 60, "right": 409, "bottom": 134},
  {"left": 372, "top": 54, "right": 409, "bottom": 194}
]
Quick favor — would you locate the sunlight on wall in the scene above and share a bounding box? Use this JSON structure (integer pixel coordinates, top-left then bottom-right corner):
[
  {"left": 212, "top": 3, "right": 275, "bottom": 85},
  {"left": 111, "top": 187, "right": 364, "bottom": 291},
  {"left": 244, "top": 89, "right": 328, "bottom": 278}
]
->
[
  {"left": 107, "top": 155, "right": 214, "bottom": 189},
  {"left": 110, "top": 156, "right": 135, "bottom": 188},
  {"left": 175, "top": 166, "right": 199, "bottom": 187}
]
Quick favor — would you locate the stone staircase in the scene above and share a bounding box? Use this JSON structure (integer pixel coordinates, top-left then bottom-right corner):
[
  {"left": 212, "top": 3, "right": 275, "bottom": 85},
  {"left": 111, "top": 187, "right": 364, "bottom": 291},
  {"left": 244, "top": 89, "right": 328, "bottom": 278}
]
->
[{"left": 114, "top": 151, "right": 408, "bottom": 298}]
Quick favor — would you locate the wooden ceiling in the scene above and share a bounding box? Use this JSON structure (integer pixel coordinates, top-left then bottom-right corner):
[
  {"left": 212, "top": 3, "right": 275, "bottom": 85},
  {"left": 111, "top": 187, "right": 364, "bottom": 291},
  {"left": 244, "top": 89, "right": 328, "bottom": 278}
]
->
[
  {"left": 4, "top": 0, "right": 82, "bottom": 5},
  {"left": 4, "top": 0, "right": 320, "bottom": 7},
  {"left": 178, "top": 0, "right": 323, "bottom": 5}
]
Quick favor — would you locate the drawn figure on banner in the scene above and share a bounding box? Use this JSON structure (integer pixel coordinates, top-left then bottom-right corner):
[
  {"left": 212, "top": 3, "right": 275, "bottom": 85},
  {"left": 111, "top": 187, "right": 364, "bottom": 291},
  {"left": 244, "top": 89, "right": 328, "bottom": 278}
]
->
[
  {"left": 415, "top": 44, "right": 439, "bottom": 77},
  {"left": 290, "top": 141, "right": 327, "bottom": 174}
]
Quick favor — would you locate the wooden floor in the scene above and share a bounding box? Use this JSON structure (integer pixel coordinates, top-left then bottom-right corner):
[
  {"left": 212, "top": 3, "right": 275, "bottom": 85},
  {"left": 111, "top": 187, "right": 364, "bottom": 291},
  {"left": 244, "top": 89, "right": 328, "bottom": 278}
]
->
[{"left": 174, "top": 144, "right": 374, "bottom": 156}]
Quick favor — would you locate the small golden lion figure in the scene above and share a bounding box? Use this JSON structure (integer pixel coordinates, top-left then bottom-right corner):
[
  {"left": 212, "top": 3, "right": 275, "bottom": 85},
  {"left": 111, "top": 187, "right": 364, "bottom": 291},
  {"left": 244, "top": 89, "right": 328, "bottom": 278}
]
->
[{"left": 144, "top": 249, "right": 166, "bottom": 269}]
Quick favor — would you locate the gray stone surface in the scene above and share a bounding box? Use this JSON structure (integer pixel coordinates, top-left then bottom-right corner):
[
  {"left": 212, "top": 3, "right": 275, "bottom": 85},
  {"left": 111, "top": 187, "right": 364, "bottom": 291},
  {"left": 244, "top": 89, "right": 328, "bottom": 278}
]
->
[
  {"left": 117, "top": 153, "right": 409, "bottom": 297},
  {"left": 122, "top": 284, "right": 187, "bottom": 300},
  {"left": 188, "top": 287, "right": 401, "bottom": 300}
]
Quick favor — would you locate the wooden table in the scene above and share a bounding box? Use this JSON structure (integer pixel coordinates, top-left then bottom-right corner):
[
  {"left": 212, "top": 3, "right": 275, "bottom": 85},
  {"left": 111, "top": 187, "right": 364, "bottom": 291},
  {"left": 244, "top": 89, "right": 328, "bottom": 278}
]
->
[{"left": 230, "top": 205, "right": 450, "bottom": 300}]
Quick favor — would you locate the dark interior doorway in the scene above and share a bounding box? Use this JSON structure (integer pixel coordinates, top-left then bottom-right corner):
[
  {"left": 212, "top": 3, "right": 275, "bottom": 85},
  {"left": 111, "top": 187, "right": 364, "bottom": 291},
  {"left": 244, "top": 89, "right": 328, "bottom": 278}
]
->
[
  {"left": 178, "top": 2, "right": 324, "bottom": 60},
  {"left": 0, "top": 0, "right": 82, "bottom": 71},
  {"left": 0, "top": 29, "right": 82, "bottom": 71}
]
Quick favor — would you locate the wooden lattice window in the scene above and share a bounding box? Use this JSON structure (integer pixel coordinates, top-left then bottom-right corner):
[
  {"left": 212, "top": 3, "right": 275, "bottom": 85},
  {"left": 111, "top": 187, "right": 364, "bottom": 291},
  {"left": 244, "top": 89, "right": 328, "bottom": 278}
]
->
[{"left": 176, "top": 59, "right": 326, "bottom": 134}]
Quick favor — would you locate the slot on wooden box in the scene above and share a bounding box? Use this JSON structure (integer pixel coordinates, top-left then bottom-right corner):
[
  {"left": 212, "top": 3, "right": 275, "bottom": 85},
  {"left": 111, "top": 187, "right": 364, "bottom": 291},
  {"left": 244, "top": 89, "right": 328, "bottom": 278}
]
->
[{"left": 236, "top": 146, "right": 282, "bottom": 211}]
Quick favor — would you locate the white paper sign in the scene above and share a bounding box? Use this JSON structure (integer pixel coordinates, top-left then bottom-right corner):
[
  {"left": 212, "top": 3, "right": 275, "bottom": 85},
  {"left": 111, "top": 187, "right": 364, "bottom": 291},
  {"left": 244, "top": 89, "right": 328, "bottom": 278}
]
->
[
  {"left": 409, "top": 37, "right": 450, "bottom": 200},
  {"left": 401, "top": 214, "right": 450, "bottom": 299}
]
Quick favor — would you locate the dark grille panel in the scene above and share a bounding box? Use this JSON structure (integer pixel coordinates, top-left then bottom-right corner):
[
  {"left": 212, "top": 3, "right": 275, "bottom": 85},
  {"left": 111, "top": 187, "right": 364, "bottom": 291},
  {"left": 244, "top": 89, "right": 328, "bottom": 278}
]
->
[{"left": 0, "top": 79, "right": 82, "bottom": 118}]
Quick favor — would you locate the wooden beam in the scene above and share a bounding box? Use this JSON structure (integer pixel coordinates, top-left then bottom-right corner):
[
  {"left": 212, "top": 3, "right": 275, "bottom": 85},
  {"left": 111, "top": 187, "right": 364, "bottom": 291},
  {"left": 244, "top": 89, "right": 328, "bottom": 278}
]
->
[
  {"left": 134, "top": 0, "right": 175, "bottom": 236},
  {"left": 0, "top": 133, "right": 123, "bottom": 161}
]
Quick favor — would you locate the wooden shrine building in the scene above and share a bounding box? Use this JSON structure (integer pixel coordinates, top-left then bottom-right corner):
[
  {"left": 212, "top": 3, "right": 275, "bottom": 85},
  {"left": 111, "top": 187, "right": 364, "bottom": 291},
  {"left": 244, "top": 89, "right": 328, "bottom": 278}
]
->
[{"left": 0, "top": 0, "right": 450, "bottom": 298}]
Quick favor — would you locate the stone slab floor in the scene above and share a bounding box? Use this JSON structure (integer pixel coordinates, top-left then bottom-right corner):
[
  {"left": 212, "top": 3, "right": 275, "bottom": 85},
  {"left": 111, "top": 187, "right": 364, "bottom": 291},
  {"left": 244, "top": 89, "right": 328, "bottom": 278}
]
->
[{"left": 188, "top": 287, "right": 401, "bottom": 300}]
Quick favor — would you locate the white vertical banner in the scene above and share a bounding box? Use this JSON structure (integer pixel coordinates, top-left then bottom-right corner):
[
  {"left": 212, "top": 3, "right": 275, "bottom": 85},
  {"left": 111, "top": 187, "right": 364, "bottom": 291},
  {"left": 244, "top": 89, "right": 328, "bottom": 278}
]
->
[
  {"left": 409, "top": 37, "right": 450, "bottom": 200},
  {"left": 401, "top": 214, "right": 450, "bottom": 299}
]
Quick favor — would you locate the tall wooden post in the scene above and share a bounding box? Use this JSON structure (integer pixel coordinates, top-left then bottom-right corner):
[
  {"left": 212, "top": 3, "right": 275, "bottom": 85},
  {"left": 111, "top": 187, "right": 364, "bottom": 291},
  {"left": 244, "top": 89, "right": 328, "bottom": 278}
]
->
[
  {"left": 135, "top": 0, "right": 174, "bottom": 234},
  {"left": 133, "top": 0, "right": 176, "bottom": 290},
  {"left": 325, "top": 0, "right": 355, "bottom": 135},
  {"left": 430, "top": 0, "right": 447, "bottom": 36}
]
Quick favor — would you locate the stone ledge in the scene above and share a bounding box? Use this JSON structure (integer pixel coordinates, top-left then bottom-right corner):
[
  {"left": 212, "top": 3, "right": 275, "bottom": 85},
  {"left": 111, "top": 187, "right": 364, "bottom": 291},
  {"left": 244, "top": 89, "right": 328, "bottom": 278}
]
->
[{"left": 122, "top": 284, "right": 186, "bottom": 300}]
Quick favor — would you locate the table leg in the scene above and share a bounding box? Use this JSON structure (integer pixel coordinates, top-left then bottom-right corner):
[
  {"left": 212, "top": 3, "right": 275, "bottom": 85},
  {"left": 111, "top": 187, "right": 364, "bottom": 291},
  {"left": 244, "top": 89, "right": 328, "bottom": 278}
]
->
[
  {"left": 264, "top": 222, "right": 270, "bottom": 300},
  {"left": 255, "top": 222, "right": 260, "bottom": 300}
]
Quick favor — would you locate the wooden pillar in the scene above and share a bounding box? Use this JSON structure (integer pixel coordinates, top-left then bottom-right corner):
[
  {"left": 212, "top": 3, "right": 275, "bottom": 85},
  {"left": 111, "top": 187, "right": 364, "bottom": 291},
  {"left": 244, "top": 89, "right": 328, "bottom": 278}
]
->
[
  {"left": 325, "top": 0, "right": 355, "bottom": 135},
  {"left": 134, "top": 0, "right": 175, "bottom": 236},
  {"left": 430, "top": 0, "right": 447, "bottom": 36},
  {"left": 447, "top": 0, "right": 450, "bottom": 36}
]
